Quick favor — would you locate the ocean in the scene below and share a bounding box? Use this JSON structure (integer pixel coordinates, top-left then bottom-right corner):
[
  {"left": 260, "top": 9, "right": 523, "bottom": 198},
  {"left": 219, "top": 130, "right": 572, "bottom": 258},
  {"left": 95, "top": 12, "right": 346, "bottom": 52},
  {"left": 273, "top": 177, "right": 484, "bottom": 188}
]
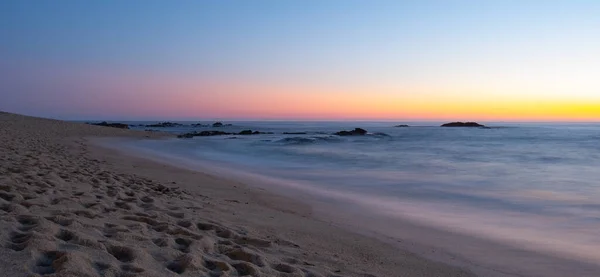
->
[{"left": 115, "top": 121, "right": 600, "bottom": 264}]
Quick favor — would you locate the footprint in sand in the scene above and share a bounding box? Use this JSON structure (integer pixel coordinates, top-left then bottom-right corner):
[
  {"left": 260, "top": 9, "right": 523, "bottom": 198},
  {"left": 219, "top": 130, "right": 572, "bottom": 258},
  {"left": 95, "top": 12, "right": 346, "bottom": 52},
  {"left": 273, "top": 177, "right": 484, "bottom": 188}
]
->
[
  {"left": 55, "top": 229, "right": 76, "bottom": 242},
  {"left": 140, "top": 195, "right": 154, "bottom": 203},
  {"left": 272, "top": 262, "right": 298, "bottom": 273},
  {"left": 102, "top": 223, "right": 130, "bottom": 238},
  {"left": 176, "top": 220, "right": 192, "bottom": 229},
  {"left": 74, "top": 210, "right": 100, "bottom": 219},
  {"left": 0, "top": 185, "right": 12, "bottom": 192},
  {"left": 0, "top": 191, "right": 20, "bottom": 202},
  {"left": 0, "top": 203, "right": 13, "bottom": 213},
  {"left": 197, "top": 221, "right": 240, "bottom": 239},
  {"left": 45, "top": 215, "right": 74, "bottom": 226},
  {"left": 152, "top": 237, "right": 169, "bottom": 247},
  {"left": 166, "top": 254, "right": 201, "bottom": 274},
  {"left": 204, "top": 258, "right": 232, "bottom": 272},
  {"left": 7, "top": 230, "right": 32, "bottom": 251},
  {"left": 231, "top": 261, "right": 260, "bottom": 276},
  {"left": 114, "top": 201, "right": 132, "bottom": 210},
  {"left": 174, "top": 237, "right": 193, "bottom": 253},
  {"left": 224, "top": 247, "right": 266, "bottom": 267},
  {"left": 93, "top": 261, "right": 112, "bottom": 275},
  {"left": 106, "top": 245, "right": 136, "bottom": 263},
  {"left": 120, "top": 264, "right": 145, "bottom": 273},
  {"left": 17, "top": 215, "right": 39, "bottom": 232},
  {"left": 32, "top": 251, "right": 66, "bottom": 275}
]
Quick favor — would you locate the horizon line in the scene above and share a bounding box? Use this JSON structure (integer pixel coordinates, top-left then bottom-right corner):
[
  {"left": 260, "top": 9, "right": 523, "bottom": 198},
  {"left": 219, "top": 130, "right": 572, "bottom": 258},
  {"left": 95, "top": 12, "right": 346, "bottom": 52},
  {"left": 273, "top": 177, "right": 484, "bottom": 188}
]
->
[
  {"left": 73, "top": 118, "right": 600, "bottom": 124},
  {"left": 3, "top": 111, "right": 600, "bottom": 124}
]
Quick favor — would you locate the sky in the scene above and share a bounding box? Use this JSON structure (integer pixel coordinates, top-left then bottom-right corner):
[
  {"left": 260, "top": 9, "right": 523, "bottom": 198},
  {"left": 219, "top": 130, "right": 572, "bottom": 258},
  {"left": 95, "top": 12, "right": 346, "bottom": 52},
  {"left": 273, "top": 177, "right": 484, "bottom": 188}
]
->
[{"left": 0, "top": 0, "right": 599, "bottom": 121}]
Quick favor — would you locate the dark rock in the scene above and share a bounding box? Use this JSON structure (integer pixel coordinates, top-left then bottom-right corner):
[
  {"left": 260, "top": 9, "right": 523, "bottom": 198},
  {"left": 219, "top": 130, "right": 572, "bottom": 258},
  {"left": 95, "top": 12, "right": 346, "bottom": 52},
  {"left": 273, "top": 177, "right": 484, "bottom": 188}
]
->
[
  {"left": 335, "top": 131, "right": 352, "bottom": 136},
  {"left": 211, "top": 122, "right": 232, "bottom": 127},
  {"left": 145, "top": 122, "right": 183, "bottom": 128},
  {"left": 198, "top": 131, "right": 231, "bottom": 136},
  {"left": 394, "top": 125, "right": 409, "bottom": 127},
  {"left": 441, "top": 122, "right": 485, "bottom": 128},
  {"left": 238, "top": 130, "right": 273, "bottom": 135},
  {"left": 177, "top": 130, "right": 233, "bottom": 138},
  {"left": 283, "top": 132, "right": 308, "bottom": 135},
  {"left": 191, "top": 123, "right": 209, "bottom": 127},
  {"left": 89, "top": 121, "right": 129, "bottom": 129},
  {"left": 178, "top": 129, "right": 272, "bottom": 138},
  {"left": 178, "top": 133, "right": 195, "bottom": 138},
  {"left": 334, "top": 128, "right": 368, "bottom": 136}
]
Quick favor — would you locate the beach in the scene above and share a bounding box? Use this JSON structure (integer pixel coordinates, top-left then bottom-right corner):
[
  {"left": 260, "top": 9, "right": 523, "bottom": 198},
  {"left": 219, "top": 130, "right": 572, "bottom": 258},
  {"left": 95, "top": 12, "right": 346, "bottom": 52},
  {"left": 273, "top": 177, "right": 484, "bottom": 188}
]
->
[
  {"left": 2, "top": 1, "right": 598, "bottom": 276},
  {"left": 0, "top": 112, "right": 478, "bottom": 276}
]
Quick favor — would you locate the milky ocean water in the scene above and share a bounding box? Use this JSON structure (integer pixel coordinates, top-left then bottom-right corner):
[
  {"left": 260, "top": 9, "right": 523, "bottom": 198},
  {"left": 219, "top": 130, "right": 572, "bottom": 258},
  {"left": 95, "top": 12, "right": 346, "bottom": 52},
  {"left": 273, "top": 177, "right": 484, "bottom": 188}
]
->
[{"left": 121, "top": 121, "right": 600, "bottom": 262}]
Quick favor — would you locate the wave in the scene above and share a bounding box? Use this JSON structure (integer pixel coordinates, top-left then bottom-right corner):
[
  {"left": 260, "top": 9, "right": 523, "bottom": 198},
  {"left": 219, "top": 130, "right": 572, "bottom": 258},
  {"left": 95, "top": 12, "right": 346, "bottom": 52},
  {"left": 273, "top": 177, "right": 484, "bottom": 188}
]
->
[{"left": 371, "top": 132, "right": 391, "bottom": 137}]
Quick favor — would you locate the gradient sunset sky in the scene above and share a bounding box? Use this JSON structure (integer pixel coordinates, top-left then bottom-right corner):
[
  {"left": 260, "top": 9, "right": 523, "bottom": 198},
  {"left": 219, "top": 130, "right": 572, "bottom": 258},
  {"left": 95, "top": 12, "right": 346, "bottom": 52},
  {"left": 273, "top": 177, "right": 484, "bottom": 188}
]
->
[{"left": 1, "top": 0, "right": 599, "bottom": 121}]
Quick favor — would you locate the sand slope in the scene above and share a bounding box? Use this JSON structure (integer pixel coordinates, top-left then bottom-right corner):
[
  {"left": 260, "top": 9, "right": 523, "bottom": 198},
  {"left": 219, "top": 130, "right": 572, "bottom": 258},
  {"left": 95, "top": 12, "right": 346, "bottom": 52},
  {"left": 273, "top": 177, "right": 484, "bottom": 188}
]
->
[{"left": 0, "top": 112, "right": 474, "bottom": 277}]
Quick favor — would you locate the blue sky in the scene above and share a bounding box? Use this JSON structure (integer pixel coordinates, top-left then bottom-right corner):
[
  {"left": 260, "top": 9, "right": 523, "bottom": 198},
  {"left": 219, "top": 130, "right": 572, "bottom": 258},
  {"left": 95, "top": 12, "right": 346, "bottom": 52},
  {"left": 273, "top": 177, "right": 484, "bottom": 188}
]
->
[{"left": 1, "top": 0, "right": 599, "bottom": 120}]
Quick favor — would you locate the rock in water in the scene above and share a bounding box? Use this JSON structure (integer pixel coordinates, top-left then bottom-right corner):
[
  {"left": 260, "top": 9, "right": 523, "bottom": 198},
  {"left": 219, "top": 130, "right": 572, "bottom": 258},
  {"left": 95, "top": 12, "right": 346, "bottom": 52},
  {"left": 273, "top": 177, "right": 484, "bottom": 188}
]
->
[
  {"left": 441, "top": 122, "right": 485, "bottom": 127},
  {"left": 334, "top": 128, "right": 368, "bottom": 136},
  {"left": 177, "top": 130, "right": 232, "bottom": 138},
  {"left": 238, "top": 130, "right": 273, "bottom": 135},
  {"left": 145, "top": 122, "right": 183, "bottom": 128},
  {"left": 89, "top": 121, "right": 129, "bottom": 129}
]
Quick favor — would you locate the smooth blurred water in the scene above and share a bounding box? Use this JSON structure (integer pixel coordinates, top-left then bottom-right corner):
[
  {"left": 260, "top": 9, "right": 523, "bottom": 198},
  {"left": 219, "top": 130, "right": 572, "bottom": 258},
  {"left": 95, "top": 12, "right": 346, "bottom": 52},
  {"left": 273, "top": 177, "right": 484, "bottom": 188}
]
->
[{"left": 124, "top": 121, "right": 600, "bottom": 261}]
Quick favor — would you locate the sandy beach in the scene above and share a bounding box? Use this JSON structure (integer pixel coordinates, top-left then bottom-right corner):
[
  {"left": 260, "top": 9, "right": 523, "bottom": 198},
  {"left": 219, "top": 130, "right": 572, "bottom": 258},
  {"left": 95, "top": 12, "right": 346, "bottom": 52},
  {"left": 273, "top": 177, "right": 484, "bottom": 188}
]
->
[
  {"left": 0, "top": 112, "right": 478, "bottom": 276},
  {"left": 2, "top": 1, "right": 599, "bottom": 275}
]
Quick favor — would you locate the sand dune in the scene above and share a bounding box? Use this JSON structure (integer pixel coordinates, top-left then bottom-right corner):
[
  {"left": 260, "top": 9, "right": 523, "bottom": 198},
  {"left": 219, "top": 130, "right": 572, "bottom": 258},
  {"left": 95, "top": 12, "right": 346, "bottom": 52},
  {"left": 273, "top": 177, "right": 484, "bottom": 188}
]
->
[{"left": 0, "top": 112, "right": 473, "bottom": 277}]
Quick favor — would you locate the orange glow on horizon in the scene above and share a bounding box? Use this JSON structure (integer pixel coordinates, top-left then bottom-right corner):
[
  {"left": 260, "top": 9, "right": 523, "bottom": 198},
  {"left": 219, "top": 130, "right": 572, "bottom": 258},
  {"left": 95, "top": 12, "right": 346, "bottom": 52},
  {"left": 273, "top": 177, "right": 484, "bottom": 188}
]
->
[{"left": 38, "top": 68, "right": 600, "bottom": 121}]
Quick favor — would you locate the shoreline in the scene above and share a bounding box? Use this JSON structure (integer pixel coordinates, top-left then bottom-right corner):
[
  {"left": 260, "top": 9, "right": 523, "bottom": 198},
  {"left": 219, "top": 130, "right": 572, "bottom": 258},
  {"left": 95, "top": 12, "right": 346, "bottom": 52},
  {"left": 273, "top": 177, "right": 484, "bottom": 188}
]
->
[
  {"left": 0, "top": 112, "right": 473, "bottom": 277},
  {"left": 99, "top": 136, "right": 600, "bottom": 277}
]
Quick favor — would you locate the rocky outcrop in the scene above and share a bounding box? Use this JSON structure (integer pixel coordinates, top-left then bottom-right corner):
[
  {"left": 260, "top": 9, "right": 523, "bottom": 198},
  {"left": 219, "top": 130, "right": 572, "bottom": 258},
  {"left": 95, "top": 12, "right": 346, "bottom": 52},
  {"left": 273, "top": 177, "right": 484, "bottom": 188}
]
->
[
  {"left": 177, "top": 130, "right": 272, "bottom": 138},
  {"left": 239, "top": 130, "right": 273, "bottom": 135},
  {"left": 177, "top": 131, "right": 231, "bottom": 138},
  {"left": 441, "top": 122, "right": 485, "bottom": 128},
  {"left": 191, "top": 123, "right": 209, "bottom": 127},
  {"left": 394, "top": 125, "right": 409, "bottom": 127},
  {"left": 283, "top": 132, "right": 308, "bottom": 135},
  {"left": 211, "top": 122, "right": 232, "bottom": 127},
  {"left": 145, "top": 122, "right": 183, "bottom": 128},
  {"left": 89, "top": 122, "right": 129, "bottom": 129},
  {"left": 333, "top": 128, "right": 368, "bottom": 136}
]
